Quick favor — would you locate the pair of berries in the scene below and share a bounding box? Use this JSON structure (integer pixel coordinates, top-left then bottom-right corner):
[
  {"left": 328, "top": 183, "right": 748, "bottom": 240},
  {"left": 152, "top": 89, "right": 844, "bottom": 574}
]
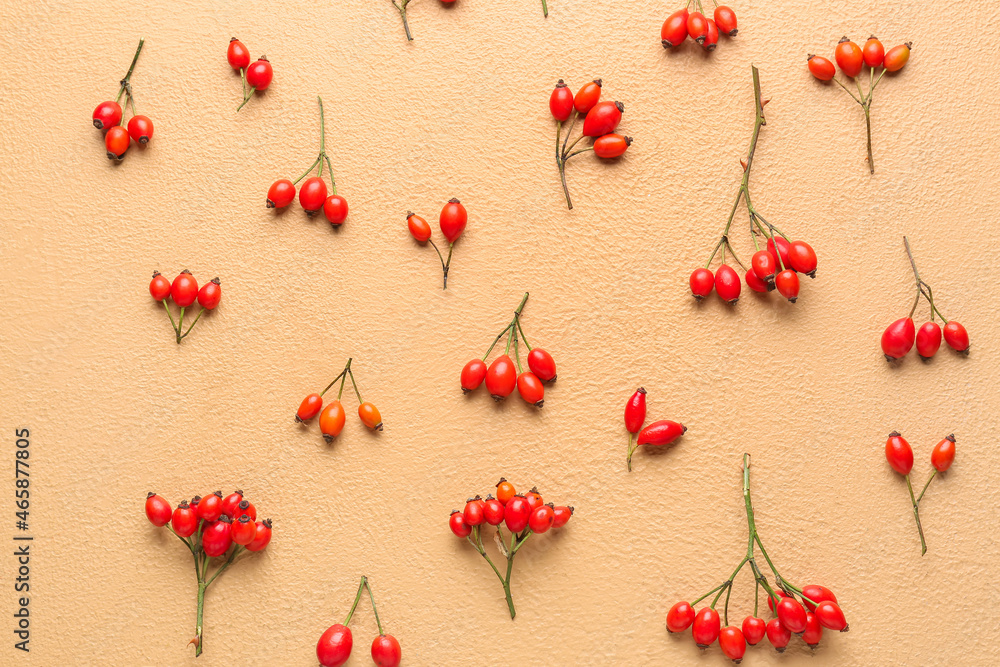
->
[
  {"left": 407, "top": 199, "right": 467, "bottom": 289},
  {"left": 881, "top": 237, "right": 969, "bottom": 362},
  {"left": 460, "top": 293, "right": 557, "bottom": 408},
  {"left": 227, "top": 38, "right": 273, "bottom": 111},
  {"left": 661, "top": 5, "right": 738, "bottom": 52},
  {"left": 885, "top": 432, "right": 956, "bottom": 555},
  {"left": 267, "top": 96, "right": 349, "bottom": 228},
  {"left": 296, "top": 359, "right": 383, "bottom": 443},
  {"left": 92, "top": 39, "right": 154, "bottom": 161},
  {"left": 808, "top": 36, "right": 911, "bottom": 173},
  {"left": 624, "top": 387, "right": 686, "bottom": 472},
  {"left": 450, "top": 479, "right": 573, "bottom": 618},
  {"left": 149, "top": 270, "right": 221, "bottom": 344},
  {"left": 690, "top": 237, "right": 817, "bottom": 305},
  {"left": 144, "top": 490, "right": 271, "bottom": 656},
  {"left": 668, "top": 454, "right": 849, "bottom": 662},
  {"left": 549, "top": 79, "right": 631, "bottom": 209},
  {"left": 317, "top": 576, "right": 401, "bottom": 667}
]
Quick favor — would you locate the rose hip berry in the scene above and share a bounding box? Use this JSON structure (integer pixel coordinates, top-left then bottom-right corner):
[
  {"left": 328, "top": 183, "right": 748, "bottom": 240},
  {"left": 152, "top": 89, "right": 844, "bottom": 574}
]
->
[
  {"left": 661, "top": 8, "right": 689, "bottom": 48},
  {"left": 741, "top": 615, "right": 766, "bottom": 645},
  {"left": 931, "top": 434, "right": 956, "bottom": 472},
  {"left": 145, "top": 492, "right": 172, "bottom": 527},
  {"left": 666, "top": 601, "right": 695, "bottom": 633},
  {"left": 549, "top": 80, "right": 574, "bottom": 121},
  {"left": 692, "top": 607, "right": 721, "bottom": 647},
  {"left": 834, "top": 37, "right": 864, "bottom": 77},
  {"left": 719, "top": 626, "right": 747, "bottom": 662}
]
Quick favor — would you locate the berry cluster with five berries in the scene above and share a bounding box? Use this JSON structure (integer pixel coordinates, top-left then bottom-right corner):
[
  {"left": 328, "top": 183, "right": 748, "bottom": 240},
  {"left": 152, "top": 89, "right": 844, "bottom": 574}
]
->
[
  {"left": 266, "top": 96, "right": 349, "bottom": 227},
  {"left": 661, "top": 4, "right": 739, "bottom": 52},
  {"left": 884, "top": 431, "right": 957, "bottom": 555},
  {"left": 226, "top": 38, "right": 274, "bottom": 112},
  {"left": 296, "top": 358, "right": 384, "bottom": 443},
  {"left": 149, "top": 270, "right": 221, "bottom": 344},
  {"left": 881, "top": 237, "right": 969, "bottom": 363},
  {"left": 450, "top": 479, "right": 574, "bottom": 618},
  {"left": 407, "top": 199, "right": 467, "bottom": 289},
  {"left": 92, "top": 39, "right": 154, "bottom": 161},
  {"left": 316, "top": 576, "right": 401, "bottom": 667},
  {"left": 808, "top": 36, "right": 911, "bottom": 173},
  {"left": 667, "top": 455, "right": 849, "bottom": 662},
  {"left": 549, "top": 79, "right": 631, "bottom": 209},
  {"left": 689, "top": 66, "right": 818, "bottom": 307},
  {"left": 624, "top": 387, "right": 686, "bottom": 472},
  {"left": 460, "top": 292, "right": 557, "bottom": 408},
  {"left": 144, "top": 490, "right": 272, "bottom": 657}
]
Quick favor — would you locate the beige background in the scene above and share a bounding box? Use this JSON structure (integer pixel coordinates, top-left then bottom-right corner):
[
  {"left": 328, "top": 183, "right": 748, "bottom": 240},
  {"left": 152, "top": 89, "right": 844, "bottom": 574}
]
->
[{"left": 1, "top": 0, "right": 999, "bottom": 665}]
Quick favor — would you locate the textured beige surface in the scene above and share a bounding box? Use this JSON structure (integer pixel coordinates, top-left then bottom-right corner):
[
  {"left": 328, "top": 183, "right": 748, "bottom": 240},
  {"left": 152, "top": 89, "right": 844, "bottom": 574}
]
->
[{"left": 1, "top": 0, "right": 999, "bottom": 665}]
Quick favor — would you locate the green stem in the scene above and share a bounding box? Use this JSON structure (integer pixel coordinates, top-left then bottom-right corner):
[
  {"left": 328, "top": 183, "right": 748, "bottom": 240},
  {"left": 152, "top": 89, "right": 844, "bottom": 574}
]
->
[
  {"left": 293, "top": 157, "right": 321, "bottom": 185},
  {"left": 864, "top": 104, "right": 874, "bottom": 174},
  {"left": 364, "top": 577, "right": 385, "bottom": 635},
  {"left": 627, "top": 433, "right": 636, "bottom": 472},
  {"left": 691, "top": 582, "right": 725, "bottom": 607},
  {"left": 347, "top": 366, "right": 363, "bottom": 403},
  {"left": 541, "top": 0, "right": 548, "bottom": 16},
  {"left": 906, "top": 474, "right": 928, "bottom": 555},
  {"left": 344, "top": 576, "right": 367, "bottom": 625},
  {"left": 115, "top": 38, "right": 145, "bottom": 102},
  {"left": 180, "top": 308, "right": 204, "bottom": 339},
  {"left": 515, "top": 317, "right": 532, "bottom": 351},
  {"left": 319, "top": 369, "right": 348, "bottom": 397},
  {"left": 176, "top": 307, "right": 185, "bottom": 344},
  {"left": 392, "top": 0, "right": 413, "bottom": 40},
  {"left": 443, "top": 243, "right": 454, "bottom": 289},
  {"left": 337, "top": 359, "right": 353, "bottom": 400},
  {"left": 162, "top": 300, "right": 179, "bottom": 337},
  {"left": 194, "top": 579, "right": 206, "bottom": 657},
  {"left": 917, "top": 470, "right": 936, "bottom": 504},
  {"left": 236, "top": 87, "right": 257, "bottom": 112}
]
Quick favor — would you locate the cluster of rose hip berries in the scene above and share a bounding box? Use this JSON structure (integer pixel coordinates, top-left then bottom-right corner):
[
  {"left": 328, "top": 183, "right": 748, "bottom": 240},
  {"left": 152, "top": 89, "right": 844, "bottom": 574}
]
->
[
  {"left": 226, "top": 38, "right": 273, "bottom": 112},
  {"left": 661, "top": 4, "right": 738, "bottom": 51},
  {"left": 624, "top": 387, "right": 686, "bottom": 472},
  {"left": 92, "top": 39, "right": 153, "bottom": 161},
  {"left": 885, "top": 431, "right": 956, "bottom": 555},
  {"left": 691, "top": 237, "right": 818, "bottom": 304},
  {"left": 407, "top": 199, "right": 467, "bottom": 289},
  {"left": 149, "top": 270, "right": 221, "bottom": 343},
  {"left": 316, "top": 576, "right": 401, "bottom": 667},
  {"left": 450, "top": 480, "right": 573, "bottom": 538},
  {"left": 668, "top": 585, "right": 848, "bottom": 661},
  {"left": 296, "top": 359, "right": 383, "bottom": 443},
  {"left": 461, "top": 293, "right": 557, "bottom": 407},
  {"left": 808, "top": 36, "right": 910, "bottom": 82},
  {"left": 145, "top": 490, "right": 272, "bottom": 554}
]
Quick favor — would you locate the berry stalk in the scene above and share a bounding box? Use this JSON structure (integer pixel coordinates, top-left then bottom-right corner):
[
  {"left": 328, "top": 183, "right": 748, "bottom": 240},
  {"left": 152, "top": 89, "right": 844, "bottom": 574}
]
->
[
  {"left": 904, "top": 474, "right": 927, "bottom": 556},
  {"left": 392, "top": 0, "right": 414, "bottom": 40},
  {"left": 114, "top": 39, "right": 145, "bottom": 104}
]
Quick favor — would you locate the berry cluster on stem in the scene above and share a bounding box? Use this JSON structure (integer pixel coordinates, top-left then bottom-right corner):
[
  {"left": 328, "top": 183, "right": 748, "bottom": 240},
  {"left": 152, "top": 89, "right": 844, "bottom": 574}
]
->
[
  {"left": 549, "top": 79, "right": 631, "bottom": 210},
  {"left": 666, "top": 455, "right": 848, "bottom": 661},
  {"left": 460, "top": 292, "right": 557, "bottom": 407},
  {"left": 296, "top": 358, "right": 384, "bottom": 442},
  {"left": 661, "top": 3, "right": 739, "bottom": 52},
  {"left": 407, "top": 199, "right": 467, "bottom": 289},
  {"left": 266, "top": 96, "right": 349, "bottom": 227},
  {"left": 92, "top": 39, "right": 154, "bottom": 161},
  {"left": 450, "top": 479, "right": 574, "bottom": 619},
  {"left": 226, "top": 38, "right": 273, "bottom": 112},
  {"left": 316, "top": 576, "right": 401, "bottom": 667},
  {"left": 149, "top": 270, "right": 221, "bottom": 344},
  {"left": 808, "top": 36, "right": 911, "bottom": 173},
  {"left": 144, "top": 490, "right": 272, "bottom": 657},
  {"left": 884, "top": 431, "right": 956, "bottom": 555},
  {"left": 624, "top": 387, "right": 686, "bottom": 472},
  {"left": 690, "top": 66, "right": 818, "bottom": 306}
]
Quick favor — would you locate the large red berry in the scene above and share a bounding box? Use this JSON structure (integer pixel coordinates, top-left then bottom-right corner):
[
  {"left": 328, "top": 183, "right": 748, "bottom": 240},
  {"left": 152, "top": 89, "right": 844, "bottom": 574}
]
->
[
  {"left": 197, "top": 491, "right": 223, "bottom": 522},
  {"left": 92, "top": 101, "right": 122, "bottom": 130},
  {"left": 807, "top": 55, "right": 836, "bottom": 81},
  {"left": 767, "top": 589, "right": 789, "bottom": 613},
  {"left": 660, "top": 8, "right": 689, "bottom": 48},
  {"left": 144, "top": 493, "right": 172, "bottom": 527},
  {"left": 686, "top": 11, "right": 709, "bottom": 43},
  {"left": 863, "top": 36, "right": 885, "bottom": 67},
  {"left": 741, "top": 615, "right": 766, "bottom": 645},
  {"left": 528, "top": 504, "right": 555, "bottom": 533},
  {"left": 245, "top": 56, "right": 273, "bottom": 90},
  {"left": 714, "top": 6, "right": 738, "bottom": 36},
  {"left": 883, "top": 43, "right": 911, "bottom": 72},
  {"left": 370, "top": 634, "right": 401, "bottom": 667},
  {"left": 201, "top": 517, "right": 233, "bottom": 557},
  {"left": 692, "top": 607, "right": 721, "bottom": 647},
  {"left": 549, "top": 80, "right": 574, "bottom": 122},
  {"left": 170, "top": 271, "right": 199, "bottom": 308},
  {"left": 624, "top": 387, "right": 646, "bottom": 434},
  {"left": 105, "top": 125, "right": 130, "bottom": 160},
  {"left": 323, "top": 195, "right": 349, "bottom": 226},
  {"left": 751, "top": 250, "right": 777, "bottom": 283},
  {"left": 690, "top": 267, "right": 715, "bottom": 300},
  {"left": 800, "top": 584, "right": 838, "bottom": 612},
  {"left": 235, "top": 499, "right": 256, "bottom": 522},
  {"left": 149, "top": 271, "right": 171, "bottom": 301},
  {"left": 127, "top": 115, "right": 154, "bottom": 145},
  {"left": 715, "top": 264, "right": 741, "bottom": 304},
  {"left": 814, "top": 600, "right": 849, "bottom": 632},
  {"left": 931, "top": 434, "right": 956, "bottom": 472},
  {"left": 666, "top": 601, "right": 695, "bottom": 633},
  {"left": 527, "top": 348, "right": 557, "bottom": 382},
  {"left": 463, "top": 497, "right": 485, "bottom": 526},
  {"left": 227, "top": 38, "right": 251, "bottom": 70},
  {"left": 231, "top": 515, "right": 257, "bottom": 545},
  {"left": 582, "top": 101, "right": 624, "bottom": 137},
  {"left": 317, "top": 624, "right": 353, "bottom": 667},
  {"left": 776, "top": 596, "right": 807, "bottom": 633},
  {"left": 297, "top": 393, "right": 324, "bottom": 422},
  {"left": 551, "top": 505, "right": 573, "bottom": 528},
  {"left": 482, "top": 495, "right": 505, "bottom": 525},
  {"left": 881, "top": 317, "right": 915, "bottom": 361},
  {"left": 775, "top": 270, "right": 800, "bottom": 303},
  {"left": 915, "top": 322, "right": 942, "bottom": 360},
  {"left": 524, "top": 487, "right": 544, "bottom": 511},
  {"left": 573, "top": 79, "right": 602, "bottom": 115},
  {"left": 171, "top": 501, "right": 198, "bottom": 537},
  {"left": 267, "top": 179, "right": 296, "bottom": 208},
  {"left": 439, "top": 198, "right": 467, "bottom": 243},
  {"left": 516, "top": 372, "right": 545, "bottom": 407},
  {"left": 449, "top": 510, "right": 471, "bottom": 538},
  {"left": 745, "top": 269, "right": 768, "bottom": 293},
  {"left": 943, "top": 321, "right": 969, "bottom": 353},
  {"left": 802, "top": 612, "right": 823, "bottom": 647},
  {"left": 197, "top": 278, "right": 222, "bottom": 310},
  {"left": 788, "top": 240, "right": 817, "bottom": 277},
  {"left": 835, "top": 37, "right": 864, "bottom": 77},
  {"left": 636, "top": 420, "right": 686, "bottom": 447},
  {"left": 495, "top": 478, "right": 515, "bottom": 505},
  {"left": 407, "top": 211, "right": 432, "bottom": 242},
  {"left": 593, "top": 134, "right": 632, "bottom": 158},
  {"left": 461, "top": 359, "right": 487, "bottom": 393},
  {"left": 766, "top": 237, "right": 791, "bottom": 270},
  {"left": 246, "top": 518, "right": 272, "bottom": 551},
  {"left": 485, "top": 355, "right": 517, "bottom": 401},
  {"left": 299, "top": 177, "right": 328, "bottom": 213},
  {"left": 220, "top": 490, "right": 244, "bottom": 519},
  {"left": 765, "top": 618, "right": 791, "bottom": 652},
  {"left": 885, "top": 431, "right": 913, "bottom": 475},
  {"left": 503, "top": 495, "right": 531, "bottom": 533},
  {"left": 719, "top": 626, "right": 746, "bottom": 663},
  {"left": 702, "top": 19, "right": 719, "bottom": 51}
]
